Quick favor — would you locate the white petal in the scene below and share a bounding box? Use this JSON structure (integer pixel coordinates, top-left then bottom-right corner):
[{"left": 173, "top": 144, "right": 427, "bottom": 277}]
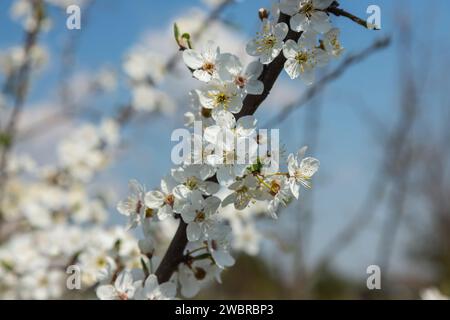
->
[
  {"left": 193, "top": 69, "right": 212, "bottom": 82},
  {"left": 290, "top": 179, "right": 300, "bottom": 199},
  {"left": 290, "top": 13, "right": 307, "bottom": 32},
  {"left": 227, "top": 95, "right": 243, "bottom": 113},
  {"left": 284, "top": 58, "right": 301, "bottom": 80},
  {"left": 245, "top": 39, "right": 259, "bottom": 56},
  {"left": 245, "top": 79, "right": 264, "bottom": 95},
  {"left": 204, "top": 196, "right": 221, "bottom": 214},
  {"left": 96, "top": 285, "right": 117, "bottom": 300},
  {"left": 245, "top": 60, "right": 263, "bottom": 78},
  {"left": 300, "top": 67, "right": 316, "bottom": 85},
  {"left": 159, "top": 282, "right": 177, "bottom": 299},
  {"left": 310, "top": 11, "right": 332, "bottom": 33},
  {"left": 203, "top": 181, "right": 220, "bottom": 195},
  {"left": 187, "top": 222, "right": 202, "bottom": 242},
  {"left": 144, "top": 191, "right": 164, "bottom": 208},
  {"left": 313, "top": 0, "right": 334, "bottom": 10},
  {"left": 279, "top": 0, "right": 299, "bottom": 15},
  {"left": 158, "top": 205, "right": 172, "bottom": 220},
  {"left": 236, "top": 116, "right": 257, "bottom": 136},
  {"left": 143, "top": 274, "right": 159, "bottom": 293},
  {"left": 212, "top": 250, "right": 235, "bottom": 268},
  {"left": 283, "top": 39, "right": 299, "bottom": 59},
  {"left": 314, "top": 48, "right": 329, "bottom": 67},
  {"left": 202, "top": 40, "right": 219, "bottom": 62},
  {"left": 274, "top": 22, "right": 289, "bottom": 40},
  {"left": 173, "top": 185, "right": 191, "bottom": 200},
  {"left": 214, "top": 110, "right": 235, "bottom": 129},
  {"left": 216, "top": 166, "right": 235, "bottom": 187},
  {"left": 115, "top": 270, "right": 133, "bottom": 293},
  {"left": 300, "top": 157, "right": 320, "bottom": 177},
  {"left": 204, "top": 125, "right": 222, "bottom": 144},
  {"left": 222, "top": 193, "right": 236, "bottom": 207}
]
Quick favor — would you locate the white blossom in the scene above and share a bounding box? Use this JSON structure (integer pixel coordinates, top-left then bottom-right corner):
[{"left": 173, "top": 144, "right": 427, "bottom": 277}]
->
[
  {"left": 287, "top": 146, "right": 320, "bottom": 199},
  {"left": 96, "top": 270, "right": 136, "bottom": 300},
  {"left": 246, "top": 19, "right": 289, "bottom": 64},
  {"left": 218, "top": 56, "right": 264, "bottom": 95},
  {"left": 282, "top": 31, "right": 329, "bottom": 84},
  {"left": 117, "top": 180, "right": 148, "bottom": 229},
  {"left": 134, "top": 274, "right": 177, "bottom": 300}
]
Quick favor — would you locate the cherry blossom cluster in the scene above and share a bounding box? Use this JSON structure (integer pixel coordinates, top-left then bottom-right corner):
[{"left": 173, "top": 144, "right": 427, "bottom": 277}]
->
[{"left": 95, "top": 1, "right": 349, "bottom": 300}]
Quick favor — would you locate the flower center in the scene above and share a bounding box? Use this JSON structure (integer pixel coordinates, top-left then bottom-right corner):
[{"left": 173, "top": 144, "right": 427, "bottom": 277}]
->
[
  {"left": 215, "top": 93, "right": 229, "bottom": 104},
  {"left": 164, "top": 194, "right": 175, "bottom": 207},
  {"left": 295, "top": 51, "right": 308, "bottom": 64},
  {"left": 235, "top": 75, "right": 247, "bottom": 88},
  {"left": 202, "top": 62, "right": 215, "bottom": 74},
  {"left": 145, "top": 207, "right": 154, "bottom": 218},
  {"left": 300, "top": 1, "right": 315, "bottom": 18},
  {"left": 195, "top": 210, "right": 206, "bottom": 222},
  {"left": 269, "top": 179, "right": 281, "bottom": 196},
  {"left": 96, "top": 256, "right": 107, "bottom": 268},
  {"left": 186, "top": 177, "right": 198, "bottom": 190}
]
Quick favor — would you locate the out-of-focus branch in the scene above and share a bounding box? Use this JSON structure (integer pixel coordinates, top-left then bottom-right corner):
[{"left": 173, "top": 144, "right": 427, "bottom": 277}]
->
[
  {"left": 0, "top": 0, "right": 45, "bottom": 210},
  {"left": 17, "top": 0, "right": 235, "bottom": 142},
  {"left": 265, "top": 37, "right": 391, "bottom": 128}
]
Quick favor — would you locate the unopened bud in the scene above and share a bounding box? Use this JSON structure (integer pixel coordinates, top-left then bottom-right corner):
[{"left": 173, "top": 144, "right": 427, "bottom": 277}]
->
[{"left": 258, "top": 8, "right": 269, "bottom": 21}]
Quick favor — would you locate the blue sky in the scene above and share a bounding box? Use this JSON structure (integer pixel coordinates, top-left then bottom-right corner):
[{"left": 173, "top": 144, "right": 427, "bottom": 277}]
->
[{"left": 1, "top": 0, "right": 450, "bottom": 280}]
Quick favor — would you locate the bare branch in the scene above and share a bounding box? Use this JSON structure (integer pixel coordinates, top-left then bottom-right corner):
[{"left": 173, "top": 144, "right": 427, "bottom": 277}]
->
[{"left": 265, "top": 37, "right": 391, "bottom": 127}]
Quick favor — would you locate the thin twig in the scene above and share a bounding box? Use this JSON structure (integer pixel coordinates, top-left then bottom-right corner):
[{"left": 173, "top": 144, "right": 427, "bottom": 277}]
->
[{"left": 0, "top": 0, "right": 44, "bottom": 210}]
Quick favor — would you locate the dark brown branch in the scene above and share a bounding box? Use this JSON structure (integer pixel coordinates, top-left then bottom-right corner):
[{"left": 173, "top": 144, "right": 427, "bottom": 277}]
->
[
  {"left": 155, "top": 13, "right": 303, "bottom": 284},
  {"left": 0, "top": 0, "right": 44, "bottom": 213}
]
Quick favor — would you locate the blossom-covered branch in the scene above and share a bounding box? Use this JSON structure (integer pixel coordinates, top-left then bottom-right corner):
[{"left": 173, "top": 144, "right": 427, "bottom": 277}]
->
[{"left": 97, "top": 0, "right": 378, "bottom": 300}]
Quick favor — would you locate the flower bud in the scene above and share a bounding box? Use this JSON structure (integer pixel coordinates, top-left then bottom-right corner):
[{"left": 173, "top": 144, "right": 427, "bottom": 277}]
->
[{"left": 258, "top": 8, "right": 269, "bottom": 21}]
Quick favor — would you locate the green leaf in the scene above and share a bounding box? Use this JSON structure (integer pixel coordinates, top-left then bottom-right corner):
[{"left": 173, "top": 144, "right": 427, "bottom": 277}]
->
[{"left": 173, "top": 23, "right": 180, "bottom": 42}]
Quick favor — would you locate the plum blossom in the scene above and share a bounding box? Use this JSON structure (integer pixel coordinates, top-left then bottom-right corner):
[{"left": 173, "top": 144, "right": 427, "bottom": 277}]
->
[
  {"left": 322, "top": 27, "right": 344, "bottom": 57},
  {"left": 178, "top": 191, "right": 221, "bottom": 242},
  {"left": 117, "top": 180, "right": 149, "bottom": 229},
  {"left": 218, "top": 56, "right": 264, "bottom": 95},
  {"left": 246, "top": 19, "right": 289, "bottom": 64},
  {"left": 171, "top": 164, "right": 220, "bottom": 198},
  {"left": 222, "top": 175, "right": 260, "bottom": 210},
  {"left": 145, "top": 176, "right": 178, "bottom": 221},
  {"left": 287, "top": 146, "right": 320, "bottom": 199},
  {"left": 196, "top": 80, "right": 244, "bottom": 119},
  {"left": 134, "top": 275, "right": 177, "bottom": 300},
  {"left": 204, "top": 113, "right": 258, "bottom": 186},
  {"left": 96, "top": 270, "right": 136, "bottom": 300},
  {"left": 183, "top": 41, "right": 227, "bottom": 82},
  {"left": 206, "top": 224, "right": 235, "bottom": 268},
  {"left": 282, "top": 31, "right": 329, "bottom": 84},
  {"left": 267, "top": 176, "right": 293, "bottom": 218}
]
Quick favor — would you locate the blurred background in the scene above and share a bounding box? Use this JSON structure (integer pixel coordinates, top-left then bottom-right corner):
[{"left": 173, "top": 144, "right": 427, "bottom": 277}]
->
[{"left": 1, "top": 0, "right": 450, "bottom": 299}]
